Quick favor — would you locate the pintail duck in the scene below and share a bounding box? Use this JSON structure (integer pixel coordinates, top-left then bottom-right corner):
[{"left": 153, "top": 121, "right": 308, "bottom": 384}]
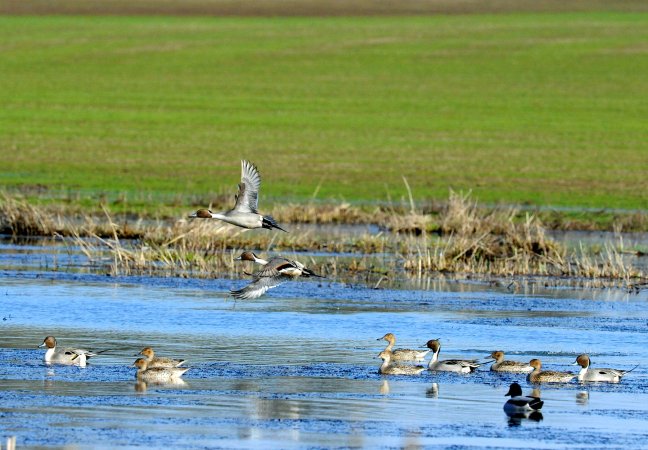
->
[
  {"left": 504, "top": 382, "right": 544, "bottom": 415},
  {"left": 425, "top": 339, "right": 481, "bottom": 373},
  {"left": 188, "top": 160, "right": 287, "bottom": 232},
  {"left": 573, "top": 354, "right": 637, "bottom": 383},
  {"left": 230, "top": 251, "right": 323, "bottom": 299},
  {"left": 377, "top": 333, "right": 430, "bottom": 362},
  {"left": 133, "top": 358, "right": 188, "bottom": 383},
  {"left": 527, "top": 358, "right": 575, "bottom": 383},
  {"left": 377, "top": 350, "right": 426, "bottom": 375},
  {"left": 489, "top": 351, "right": 533, "bottom": 373},
  {"left": 39, "top": 336, "right": 96, "bottom": 367},
  {"left": 137, "top": 347, "right": 186, "bottom": 368}
]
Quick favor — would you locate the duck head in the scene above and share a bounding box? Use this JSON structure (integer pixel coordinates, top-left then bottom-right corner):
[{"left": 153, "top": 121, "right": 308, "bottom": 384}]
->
[
  {"left": 573, "top": 354, "right": 591, "bottom": 369},
  {"left": 39, "top": 336, "right": 56, "bottom": 349},
  {"left": 377, "top": 333, "right": 395, "bottom": 343},
  {"left": 505, "top": 382, "right": 523, "bottom": 397},
  {"left": 189, "top": 209, "right": 214, "bottom": 219},
  {"left": 235, "top": 251, "right": 260, "bottom": 262},
  {"left": 138, "top": 347, "right": 155, "bottom": 359},
  {"left": 424, "top": 339, "right": 441, "bottom": 353},
  {"left": 133, "top": 358, "right": 149, "bottom": 370}
]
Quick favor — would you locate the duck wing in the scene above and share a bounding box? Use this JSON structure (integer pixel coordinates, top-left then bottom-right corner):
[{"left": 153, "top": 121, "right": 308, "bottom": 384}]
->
[
  {"left": 446, "top": 359, "right": 482, "bottom": 370},
  {"left": 230, "top": 276, "right": 286, "bottom": 299},
  {"left": 233, "top": 160, "right": 262, "bottom": 214},
  {"left": 251, "top": 258, "right": 297, "bottom": 279},
  {"left": 64, "top": 347, "right": 96, "bottom": 359}
]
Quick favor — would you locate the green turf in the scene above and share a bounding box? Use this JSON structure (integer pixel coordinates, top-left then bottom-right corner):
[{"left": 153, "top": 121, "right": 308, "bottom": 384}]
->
[{"left": 0, "top": 13, "right": 646, "bottom": 210}]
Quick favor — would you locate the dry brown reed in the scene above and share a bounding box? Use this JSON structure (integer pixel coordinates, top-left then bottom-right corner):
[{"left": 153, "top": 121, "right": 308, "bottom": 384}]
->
[
  {"left": 401, "top": 191, "right": 644, "bottom": 282},
  {"left": 0, "top": 192, "right": 63, "bottom": 236},
  {"left": 2, "top": 191, "right": 645, "bottom": 283}
]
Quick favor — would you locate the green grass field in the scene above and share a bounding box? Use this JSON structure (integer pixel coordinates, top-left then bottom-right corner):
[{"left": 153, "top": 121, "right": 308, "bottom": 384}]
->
[{"left": 0, "top": 12, "right": 646, "bottom": 210}]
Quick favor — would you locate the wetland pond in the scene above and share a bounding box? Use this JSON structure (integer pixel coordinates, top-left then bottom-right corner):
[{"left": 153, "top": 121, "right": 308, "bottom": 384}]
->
[{"left": 1, "top": 237, "right": 647, "bottom": 449}]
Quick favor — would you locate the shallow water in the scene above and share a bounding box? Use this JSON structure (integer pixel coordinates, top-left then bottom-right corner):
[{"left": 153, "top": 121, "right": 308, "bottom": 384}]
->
[{"left": 1, "top": 238, "right": 648, "bottom": 449}]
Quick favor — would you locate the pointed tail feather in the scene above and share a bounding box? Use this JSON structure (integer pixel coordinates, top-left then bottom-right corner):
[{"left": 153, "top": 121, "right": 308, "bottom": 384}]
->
[
  {"left": 302, "top": 268, "right": 325, "bottom": 278},
  {"left": 262, "top": 215, "right": 288, "bottom": 232}
]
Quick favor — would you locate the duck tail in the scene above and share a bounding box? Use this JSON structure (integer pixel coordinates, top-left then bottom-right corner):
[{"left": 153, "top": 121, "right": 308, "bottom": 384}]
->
[
  {"left": 303, "top": 268, "right": 325, "bottom": 278},
  {"left": 530, "top": 399, "right": 544, "bottom": 411},
  {"left": 262, "top": 215, "right": 288, "bottom": 232}
]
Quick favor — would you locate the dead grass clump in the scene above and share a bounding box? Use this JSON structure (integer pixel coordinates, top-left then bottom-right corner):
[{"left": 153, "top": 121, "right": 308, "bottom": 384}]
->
[
  {"left": 613, "top": 212, "right": 648, "bottom": 233},
  {"left": 569, "top": 240, "right": 643, "bottom": 282},
  {"left": 0, "top": 193, "right": 63, "bottom": 236},
  {"left": 403, "top": 192, "right": 572, "bottom": 277}
]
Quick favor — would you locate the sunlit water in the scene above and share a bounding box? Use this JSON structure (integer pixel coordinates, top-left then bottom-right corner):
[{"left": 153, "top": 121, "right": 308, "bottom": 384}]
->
[{"left": 1, "top": 238, "right": 648, "bottom": 449}]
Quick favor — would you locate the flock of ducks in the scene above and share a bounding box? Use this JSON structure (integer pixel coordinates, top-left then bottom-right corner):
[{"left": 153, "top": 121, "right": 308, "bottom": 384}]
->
[
  {"left": 188, "top": 160, "right": 322, "bottom": 300},
  {"left": 40, "top": 332, "right": 638, "bottom": 413},
  {"left": 375, "top": 333, "right": 637, "bottom": 417},
  {"left": 40, "top": 337, "right": 189, "bottom": 384},
  {"left": 376, "top": 333, "right": 637, "bottom": 382},
  {"left": 34, "top": 160, "right": 639, "bottom": 423}
]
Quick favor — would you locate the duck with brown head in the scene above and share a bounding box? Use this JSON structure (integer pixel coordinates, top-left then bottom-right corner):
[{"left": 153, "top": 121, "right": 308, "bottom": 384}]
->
[
  {"left": 188, "top": 160, "right": 288, "bottom": 232},
  {"left": 133, "top": 358, "right": 189, "bottom": 383},
  {"left": 377, "top": 333, "right": 430, "bottom": 362},
  {"left": 377, "top": 350, "right": 426, "bottom": 375},
  {"left": 230, "top": 251, "right": 323, "bottom": 299},
  {"left": 425, "top": 339, "right": 481, "bottom": 373},
  {"left": 527, "top": 358, "right": 575, "bottom": 383},
  {"left": 489, "top": 351, "right": 533, "bottom": 373},
  {"left": 137, "top": 347, "right": 186, "bottom": 368},
  {"left": 573, "top": 354, "right": 637, "bottom": 383},
  {"left": 39, "top": 336, "right": 96, "bottom": 367}
]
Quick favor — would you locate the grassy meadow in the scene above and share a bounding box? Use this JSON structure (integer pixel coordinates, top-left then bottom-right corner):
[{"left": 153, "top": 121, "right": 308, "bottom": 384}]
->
[{"left": 0, "top": 10, "right": 647, "bottom": 213}]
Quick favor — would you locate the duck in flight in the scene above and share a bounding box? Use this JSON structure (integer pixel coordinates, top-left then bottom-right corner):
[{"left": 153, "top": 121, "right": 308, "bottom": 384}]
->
[
  {"left": 230, "top": 251, "right": 323, "bottom": 299},
  {"left": 189, "top": 160, "right": 288, "bottom": 232}
]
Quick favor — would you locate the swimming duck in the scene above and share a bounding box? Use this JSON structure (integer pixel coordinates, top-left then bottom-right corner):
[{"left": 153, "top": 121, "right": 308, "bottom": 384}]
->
[
  {"left": 137, "top": 347, "right": 186, "bottom": 368},
  {"left": 527, "top": 358, "right": 575, "bottom": 383},
  {"left": 231, "top": 251, "right": 323, "bottom": 299},
  {"left": 377, "top": 350, "right": 426, "bottom": 375},
  {"left": 573, "top": 354, "right": 637, "bottom": 383},
  {"left": 489, "top": 351, "right": 533, "bottom": 373},
  {"left": 377, "top": 333, "right": 430, "bottom": 362},
  {"left": 133, "top": 358, "right": 188, "bottom": 383},
  {"left": 425, "top": 339, "right": 481, "bottom": 373},
  {"left": 503, "top": 382, "right": 544, "bottom": 415},
  {"left": 39, "top": 336, "right": 96, "bottom": 367},
  {"left": 188, "top": 160, "right": 287, "bottom": 232}
]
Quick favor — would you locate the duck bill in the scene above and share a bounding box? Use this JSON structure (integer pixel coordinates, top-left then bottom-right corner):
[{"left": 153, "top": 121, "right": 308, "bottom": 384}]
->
[{"left": 38, "top": 342, "right": 46, "bottom": 348}]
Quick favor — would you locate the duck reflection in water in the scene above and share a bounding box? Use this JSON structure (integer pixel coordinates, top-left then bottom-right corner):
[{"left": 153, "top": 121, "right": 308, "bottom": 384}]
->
[
  {"left": 134, "top": 378, "right": 187, "bottom": 393},
  {"left": 426, "top": 383, "right": 439, "bottom": 399}
]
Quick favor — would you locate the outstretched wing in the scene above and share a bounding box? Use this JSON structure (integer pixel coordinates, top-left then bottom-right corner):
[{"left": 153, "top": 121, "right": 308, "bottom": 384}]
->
[
  {"left": 230, "top": 276, "right": 286, "bottom": 300},
  {"left": 250, "top": 258, "right": 297, "bottom": 279},
  {"left": 233, "top": 160, "right": 261, "bottom": 213}
]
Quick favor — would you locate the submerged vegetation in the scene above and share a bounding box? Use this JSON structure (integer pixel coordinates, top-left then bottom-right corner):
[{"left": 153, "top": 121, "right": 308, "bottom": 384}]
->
[{"left": 1, "top": 191, "right": 645, "bottom": 287}]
